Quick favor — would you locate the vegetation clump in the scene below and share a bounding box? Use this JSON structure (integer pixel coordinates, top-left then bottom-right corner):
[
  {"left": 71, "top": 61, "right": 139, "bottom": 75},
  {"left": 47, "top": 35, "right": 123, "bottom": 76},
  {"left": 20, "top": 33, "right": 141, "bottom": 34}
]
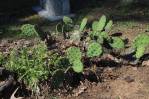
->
[
  {"left": 1, "top": 14, "right": 149, "bottom": 98},
  {"left": 20, "top": 24, "right": 39, "bottom": 37},
  {"left": 5, "top": 42, "right": 48, "bottom": 92}
]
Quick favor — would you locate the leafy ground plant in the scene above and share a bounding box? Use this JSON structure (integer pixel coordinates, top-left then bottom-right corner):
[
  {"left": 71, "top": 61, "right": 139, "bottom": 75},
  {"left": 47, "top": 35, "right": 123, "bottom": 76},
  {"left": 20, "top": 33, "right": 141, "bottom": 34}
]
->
[
  {"left": 20, "top": 24, "right": 39, "bottom": 38},
  {"left": 5, "top": 41, "right": 48, "bottom": 92}
]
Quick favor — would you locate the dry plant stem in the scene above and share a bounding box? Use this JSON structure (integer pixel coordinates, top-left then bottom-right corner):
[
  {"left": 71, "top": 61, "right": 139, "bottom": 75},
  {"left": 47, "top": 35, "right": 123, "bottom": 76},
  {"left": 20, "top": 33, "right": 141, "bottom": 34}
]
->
[
  {"left": 10, "top": 88, "right": 23, "bottom": 99},
  {"left": 0, "top": 75, "right": 14, "bottom": 92}
]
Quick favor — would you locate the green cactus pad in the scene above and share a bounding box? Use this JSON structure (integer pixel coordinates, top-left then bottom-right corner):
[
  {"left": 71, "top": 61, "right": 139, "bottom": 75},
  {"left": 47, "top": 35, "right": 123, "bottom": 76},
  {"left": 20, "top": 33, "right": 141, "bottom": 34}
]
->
[
  {"left": 110, "top": 37, "right": 125, "bottom": 49},
  {"left": 135, "top": 46, "right": 146, "bottom": 59},
  {"left": 72, "top": 60, "right": 84, "bottom": 73},
  {"left": 92, "top": 21, "right": 99, "bottom": 31},
  {"left": 133, "top": 33, "right": 149, "bottom": 48},
  {"left": 105, "top": 20, "right": 113, "bottom": 32},
  {"left": 66, "top": 47, "right": 82, "bottom": 63},
  {"left": 87, "top": 42, "right": 102, "bottom": 57},
  {"left": 79, "top": 18, "right": 88, "bottom": 32},
  {"left": 97, "top": 15, "right": 107, "bottom": 31}
]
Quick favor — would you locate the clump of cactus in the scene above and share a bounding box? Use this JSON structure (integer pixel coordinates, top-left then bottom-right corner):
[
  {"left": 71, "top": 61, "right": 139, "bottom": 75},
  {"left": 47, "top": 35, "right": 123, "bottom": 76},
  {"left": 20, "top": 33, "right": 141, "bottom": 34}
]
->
[
  {"left": 133, "top": 33, "right": 149, "bottom": 59},
  {"left": 70, "top": 17, "right": 88, "bottom": 41},
  {"left": 66, "top": 47, "right": 83, "bottom": 73},
  {"left": 20, "top": 24, "right": 39, "bottom": 37},
  {"left": 90, "top": 15, "right": 113, "bottom": 41}
]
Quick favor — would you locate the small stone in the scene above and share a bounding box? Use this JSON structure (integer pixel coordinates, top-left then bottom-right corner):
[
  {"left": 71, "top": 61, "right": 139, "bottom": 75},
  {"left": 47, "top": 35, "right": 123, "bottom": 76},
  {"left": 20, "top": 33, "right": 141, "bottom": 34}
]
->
[
  {"left": 124, "top": 76, "right": 135, "bottom": 83},
  {"left": 142, "top": 60, "right": 149, "bottom": 66},
  {"left": 132, "top": 67, "right": 138, "bottom": 71}
]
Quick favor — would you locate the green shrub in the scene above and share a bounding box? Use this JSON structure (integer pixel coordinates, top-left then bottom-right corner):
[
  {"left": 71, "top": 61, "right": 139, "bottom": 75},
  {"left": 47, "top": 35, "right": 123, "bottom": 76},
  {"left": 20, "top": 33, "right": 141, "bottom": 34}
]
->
[
  {"left": 87, "top": 42, "right": 102, "bottom": 57},
  {"left": 5, "top": 42, "right": 48, "bottom": 92},
  {"left": 20, "top": 24, "right": 39, "bottom": 37}
]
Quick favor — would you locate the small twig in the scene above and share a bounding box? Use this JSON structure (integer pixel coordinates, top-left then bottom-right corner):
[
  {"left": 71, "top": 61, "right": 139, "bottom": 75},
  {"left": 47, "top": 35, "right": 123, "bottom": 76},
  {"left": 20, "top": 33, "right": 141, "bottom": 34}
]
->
[
  {"left": 10, "top": 88, "right": 23, "bottom": 99},
  {"left": 0, "top": 75, "right": 14, "bottom": 92},
  {"left": 0, "top": 67, "right": 4, "bottom": 75}
]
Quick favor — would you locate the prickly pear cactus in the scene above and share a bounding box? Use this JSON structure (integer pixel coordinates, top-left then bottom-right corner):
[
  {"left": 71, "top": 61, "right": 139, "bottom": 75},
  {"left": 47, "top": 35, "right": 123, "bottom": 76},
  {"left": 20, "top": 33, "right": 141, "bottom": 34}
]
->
[
  {"left": 91, "top": 15, "right": 111, "bottom": 41},
  {"left": 87, "top": 42, "right": 102, "bottom": 57},
  {"left": 97, "top": 15, "right": 107, "bottom": 31},
  {"left": 105, "top": 20, "right": 113, "bottom": 32},
  {"left": 100, "top": 31, "right": 109, "bottom": 39},
  {"left": 133, "top": 33, "right": 149, "bottom": 48},
  {"left": 66, "top": 47, "right": 82, "bottom": 63},
  {"left": 66, "top": 47, "right": 83, "bottom": 73},
  {"left": 79, "top": 18, "right": 88, "bottom": 32},
  {"left": 135, "top": 46, "right": 146, "bottom": 59},
  {"left": 110, "top": 37, "right": 125, "bottom": 49},
  {"left": 92, "top": 21, "right": 99, "bottom": 32},
  {"left": 133, "top": 33, "right": 149, "bottom": 59},
  {"left": 72, "top": 60, "right": 84, "bottom": 73}
]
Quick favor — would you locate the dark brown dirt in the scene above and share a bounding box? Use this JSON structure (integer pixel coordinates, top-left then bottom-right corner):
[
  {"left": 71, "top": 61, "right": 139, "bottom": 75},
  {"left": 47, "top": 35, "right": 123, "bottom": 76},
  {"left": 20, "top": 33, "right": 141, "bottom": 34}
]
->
[{"left": 58, "top": 64, "right": 149, "bottom": 99}]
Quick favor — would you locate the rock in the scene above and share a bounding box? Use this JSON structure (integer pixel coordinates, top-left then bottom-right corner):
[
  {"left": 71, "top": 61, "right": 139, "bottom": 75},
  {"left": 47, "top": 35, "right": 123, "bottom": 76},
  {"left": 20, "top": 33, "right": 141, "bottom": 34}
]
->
[{"left": 142, "top": 60, "right": 149, "bottom": 66}]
